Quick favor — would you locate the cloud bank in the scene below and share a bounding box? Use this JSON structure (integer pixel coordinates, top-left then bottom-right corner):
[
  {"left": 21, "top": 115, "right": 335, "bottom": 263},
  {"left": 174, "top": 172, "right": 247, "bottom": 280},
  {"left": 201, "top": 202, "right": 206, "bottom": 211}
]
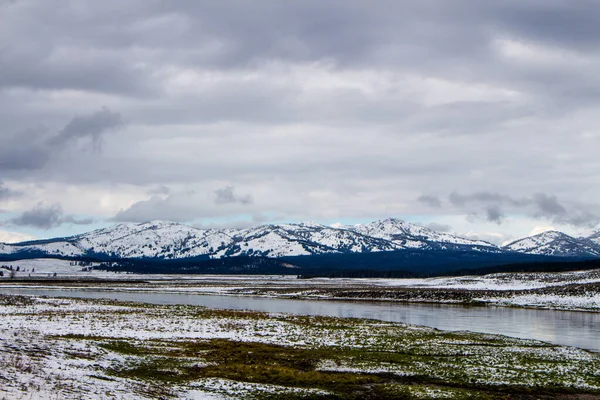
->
[{"left": 1, "top": 0, "right": 599, "bottom": 238}]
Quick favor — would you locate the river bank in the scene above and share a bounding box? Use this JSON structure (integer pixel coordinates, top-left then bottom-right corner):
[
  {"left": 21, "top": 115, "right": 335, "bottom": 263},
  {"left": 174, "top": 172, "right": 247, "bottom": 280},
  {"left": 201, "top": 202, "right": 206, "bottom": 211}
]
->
[
  {"left": 2, "top": 268, "right": 600, "bottom": 312},
  {"left": 1, "top": 293, "right": 599, "bottom": 399}
]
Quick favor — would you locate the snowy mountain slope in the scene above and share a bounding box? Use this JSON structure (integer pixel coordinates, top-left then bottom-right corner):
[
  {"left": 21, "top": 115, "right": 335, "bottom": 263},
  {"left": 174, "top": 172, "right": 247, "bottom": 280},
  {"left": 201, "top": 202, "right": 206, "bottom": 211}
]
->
[
  {"left": 0, "top": 243, "right": 15, "bottom": 255},
  {"left": 6, "top": 239, "right": 86, "bottom": 258},
  {"left": 214, "top": 222, "right": 401, "bottom": 258},
  {"left": 2, "top": 218, "right": 600, "bottom": 261},
  {"left": 3, "top": 221, "right": 231, "bottom": 260},
  {"left": 503, "top": 231, "right": 600, "bottom": 257},
  {"left": 348, "top": 218, "right": 500, "bottom": 252},
  {"left": 585, "top": 230, "right": 600, "bottom": 246},
  {"left": 76, "top": 221, "right": 235, "bottom": 259},
  {"left": 0, "top": 219, "right": 493, "bottom": 260}
]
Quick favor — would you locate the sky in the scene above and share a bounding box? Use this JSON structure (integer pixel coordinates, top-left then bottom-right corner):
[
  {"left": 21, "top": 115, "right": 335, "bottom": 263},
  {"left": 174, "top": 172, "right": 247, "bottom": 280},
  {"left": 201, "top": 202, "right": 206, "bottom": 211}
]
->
[{"left": 1, "top": 0, "right": 600, "bottom": 245}]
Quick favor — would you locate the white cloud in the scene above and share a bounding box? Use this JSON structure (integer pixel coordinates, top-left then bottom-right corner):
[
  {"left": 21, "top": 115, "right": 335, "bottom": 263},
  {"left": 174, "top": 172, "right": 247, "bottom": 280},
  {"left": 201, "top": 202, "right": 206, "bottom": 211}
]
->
[{"left": 0, "top": 230, "right": 36, "bottom": 244}]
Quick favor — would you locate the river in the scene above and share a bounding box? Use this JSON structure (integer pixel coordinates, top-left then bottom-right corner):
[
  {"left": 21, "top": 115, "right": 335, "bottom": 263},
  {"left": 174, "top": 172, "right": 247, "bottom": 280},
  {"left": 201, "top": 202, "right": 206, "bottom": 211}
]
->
[{"left": 1, "top": 287, "right": 599, "bottom": 352}]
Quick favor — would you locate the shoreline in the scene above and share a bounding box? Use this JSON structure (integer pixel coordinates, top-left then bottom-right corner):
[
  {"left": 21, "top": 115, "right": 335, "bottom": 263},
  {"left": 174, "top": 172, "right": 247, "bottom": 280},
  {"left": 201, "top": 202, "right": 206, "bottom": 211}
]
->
[
  {"left": 2, "top": 278, "right": 599, "bottom": 313},
  {"left": 1, "top": 293, "right": 599, "bottom": 399}
]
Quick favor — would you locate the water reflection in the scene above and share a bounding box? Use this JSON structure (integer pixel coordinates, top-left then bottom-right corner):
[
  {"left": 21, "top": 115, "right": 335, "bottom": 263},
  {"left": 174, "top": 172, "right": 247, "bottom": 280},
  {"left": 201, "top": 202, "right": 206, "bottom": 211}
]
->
[{"left": 1, "top": 287, "right": 598, "bottom": 352}]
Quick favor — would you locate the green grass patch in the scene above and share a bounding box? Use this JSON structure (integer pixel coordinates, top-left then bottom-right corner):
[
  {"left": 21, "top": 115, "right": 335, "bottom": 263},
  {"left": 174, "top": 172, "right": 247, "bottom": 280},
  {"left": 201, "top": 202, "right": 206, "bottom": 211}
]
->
[{"left": 103, "top": 338, "right": 600, "bottom": 399}]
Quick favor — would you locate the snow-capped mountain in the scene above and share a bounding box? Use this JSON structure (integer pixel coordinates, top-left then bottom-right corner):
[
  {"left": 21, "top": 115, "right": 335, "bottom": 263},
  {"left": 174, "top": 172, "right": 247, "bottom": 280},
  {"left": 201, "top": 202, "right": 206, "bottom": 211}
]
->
[
  {"left": 75, "top": 221, "right": 235, "bottom": 259},
  {"left": 348, "top": 218, "right": 500, "bottom": 252},
  {"left": 2, "top": 219, "right": 600, "bottom": 261},
  {"left": 217, "top": 222, "right": 400, "bottom": 258},
  {"left": 503, "top": 231, "right": 600, "bottom": 257},
  {"left": 0, "top": 218, "right": 501, "bottom": 260}
]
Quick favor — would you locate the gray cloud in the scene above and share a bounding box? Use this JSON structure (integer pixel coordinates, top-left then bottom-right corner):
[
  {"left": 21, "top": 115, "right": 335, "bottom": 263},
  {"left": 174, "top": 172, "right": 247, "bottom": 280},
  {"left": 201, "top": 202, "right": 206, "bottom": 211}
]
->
[
  {"left": 425, "top": 222, "right": 452, "bottom": 233},
  {"left": 2, "top": 1, "right": 600, "bottom": 237},
  {"left": 2, "top": 1, "right": 599, "bottom": 108},
  {"left": 0, "top": 108, "right": 124, "bottom": 180},
  {"left": 449, "top": 192, "right": 530, "bottom": 208},
  {"left": 113, "top": 196, "right": 190, "bottom": 223},
  {"left": 214, "top": 186, "right": 252, "bottom": 205},
  {"left": 485, "top": 205, "right": 504, "bottom": 224},
  {"left": 149, "top": 186, "right": 171, "bottom": 196},
  {"left": 449, "top": 191, "right": 600, "bottom": 227},
  {"left": 49, "top": 107, "right": 124, "bottom": 150},
  {"left": 532, "top": 194, "right": 600, "bottom": 228},
  {"left": 418, "top": 195, "right": 442, "bottom": 208},
  {"left": 0, "top": 128, "right": 51, "bottom": 172},
  {"left": 193, "top": 215, "right": 269, "bottom": 230},
  {"left": 0, "top": 181, "right": 21, "bottom": 200},
  {"left": 532, "top": 193, "right": 567, "bottom": 218},
  {"left": 7, "top": 203, "right": 93, "bottom": 230},
  {"left": 115, "top": 186, "right": 254, "bottom": 223}
]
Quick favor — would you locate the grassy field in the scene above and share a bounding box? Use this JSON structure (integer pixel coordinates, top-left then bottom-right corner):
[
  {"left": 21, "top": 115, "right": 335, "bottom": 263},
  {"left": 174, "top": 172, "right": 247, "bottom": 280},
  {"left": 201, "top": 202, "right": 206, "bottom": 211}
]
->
[{"left": 0, "top": 293, "right": 599, "bottom": 399}]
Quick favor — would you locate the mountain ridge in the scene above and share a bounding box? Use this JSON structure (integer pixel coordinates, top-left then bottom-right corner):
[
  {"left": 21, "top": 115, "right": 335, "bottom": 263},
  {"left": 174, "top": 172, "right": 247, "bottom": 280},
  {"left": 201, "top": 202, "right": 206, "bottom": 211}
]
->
[
  {"left": 502, "top": 230, "right": 600, "bottom": 257},
  {"left": 1, "top": 218, "right": 600, "bottom": 261}
]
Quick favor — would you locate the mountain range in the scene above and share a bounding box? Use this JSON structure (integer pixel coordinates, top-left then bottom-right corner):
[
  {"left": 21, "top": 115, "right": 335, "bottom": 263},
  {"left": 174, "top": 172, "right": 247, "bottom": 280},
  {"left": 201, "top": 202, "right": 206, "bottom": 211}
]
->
[{"left": 1, "top": 218, "right": 599, "bottom": 262}]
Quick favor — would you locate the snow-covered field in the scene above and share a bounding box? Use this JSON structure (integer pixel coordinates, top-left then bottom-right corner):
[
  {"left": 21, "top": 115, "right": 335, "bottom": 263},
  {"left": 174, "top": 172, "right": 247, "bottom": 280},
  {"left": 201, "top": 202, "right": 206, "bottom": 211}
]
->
[
  {"left": 1, "top": 294, "right": 599, "bottom": 399},
  {"left": 3, "top": 258, "right": 600, "bottom": 288},
  {"left": 2, "top": 260, "right": 600, "bottom": 312},
  {"left": 0, "top": 258, "right": 112, "bottom": 277},
  {"left": 483, "top": 293, "right": 600, "bottom": 310},
  {"left": 363, "top": 269, "right": 600, "bottom": 290}
]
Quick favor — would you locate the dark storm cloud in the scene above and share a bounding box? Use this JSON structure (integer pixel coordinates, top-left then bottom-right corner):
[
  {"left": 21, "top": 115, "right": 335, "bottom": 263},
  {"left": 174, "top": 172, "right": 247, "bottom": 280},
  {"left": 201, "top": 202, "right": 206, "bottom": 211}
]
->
[
  {"left": 214, "top": 186, "right": 252, "bottom": 205},
  {"left": 7, "top": 203, "right": 93, "bottom": 230}
]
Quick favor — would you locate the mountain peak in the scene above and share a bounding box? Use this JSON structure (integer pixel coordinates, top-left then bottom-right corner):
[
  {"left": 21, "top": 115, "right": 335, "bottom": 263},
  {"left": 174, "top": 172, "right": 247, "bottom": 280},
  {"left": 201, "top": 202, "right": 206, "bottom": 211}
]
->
[
  {"left": 529, "top": 230, "right": 570, "bottom": 240},
  {"left": 373, "top": 217, "right": 407, "bottom": 225},
  {"left": 504, "top": 230, "right": 600, "bottom": 257},
  {"left": 297, "top": 221, "right": 324, "bottom": 228},
  {"left": 350, "top": 218, "right": 498, "bottom": 250}
]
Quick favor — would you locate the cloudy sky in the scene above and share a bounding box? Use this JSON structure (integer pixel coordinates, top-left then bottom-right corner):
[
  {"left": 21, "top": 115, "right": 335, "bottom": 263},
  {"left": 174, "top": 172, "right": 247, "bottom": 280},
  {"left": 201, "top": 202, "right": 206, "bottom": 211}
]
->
[{"left": 1, "top": 0, "right": 600, "bottom": 245}]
